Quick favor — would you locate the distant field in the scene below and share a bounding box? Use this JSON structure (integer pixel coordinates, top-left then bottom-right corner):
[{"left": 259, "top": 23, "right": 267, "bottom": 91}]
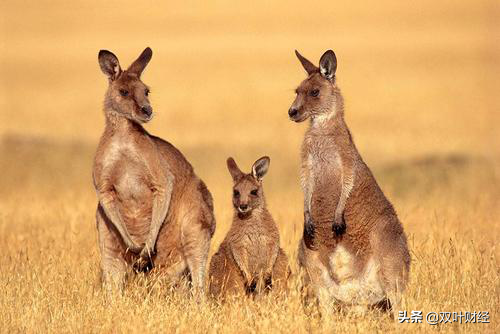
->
[{"left": 0, "top": 0, "right": 498, "bottom": 332}]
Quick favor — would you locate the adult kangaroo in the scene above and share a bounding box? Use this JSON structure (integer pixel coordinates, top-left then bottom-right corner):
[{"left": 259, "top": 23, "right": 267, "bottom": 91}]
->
[
  {"left": 289, "top": 50, "right": 410, "bottom": 316},
  {"left": 93, "top": 47, "right": 215, "bottom": 295}
]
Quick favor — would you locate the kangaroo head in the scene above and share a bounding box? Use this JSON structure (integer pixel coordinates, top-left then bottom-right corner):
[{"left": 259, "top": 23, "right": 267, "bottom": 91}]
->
[
  {"left": 288, "top": 50, "right": 340, "bottom": 123},
  {"left": 98, "top": 47, "right": 153, "bottom": 123},
  {"left": 226, "top": 156, "right": 270, "bottom": 217}
]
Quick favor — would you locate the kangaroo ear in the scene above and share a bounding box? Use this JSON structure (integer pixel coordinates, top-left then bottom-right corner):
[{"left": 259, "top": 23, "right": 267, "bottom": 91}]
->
[
  {"left": 252, "top": 156, "right": 270, "bottom": 181},
  {"left": 319, "top": 50, "right": 337, "bottom": 80},
  {"left": 227, "top": 157, "right": 243, "bottom": 181},
  {"left": 127, "top": 47, "right": 153, "bottom": 77},
  {"left": 295, "top": 50, "right": 318, "bottom": 75},
  {"left": 98, "top": 50, "right": 121, "bottom": 81}
]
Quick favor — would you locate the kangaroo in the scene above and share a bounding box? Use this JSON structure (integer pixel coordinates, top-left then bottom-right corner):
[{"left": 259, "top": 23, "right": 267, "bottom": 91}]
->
[
  {"left": 209, "top": 157, "right": 290, "bottom": 299},
  {"left": 93, "top": 47, "right": 215, "bottom": 295},
  {"left": 288, "top": 50, "right": 410, "bottom": 316}
]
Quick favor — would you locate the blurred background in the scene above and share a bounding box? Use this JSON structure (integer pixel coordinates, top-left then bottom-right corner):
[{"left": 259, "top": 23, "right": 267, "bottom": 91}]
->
[
  {"left": 1, "top": 1, "right": 499, "bottom": 331},
  {"left": 1, "top": 0, "right": 498, "bottom": 240}
]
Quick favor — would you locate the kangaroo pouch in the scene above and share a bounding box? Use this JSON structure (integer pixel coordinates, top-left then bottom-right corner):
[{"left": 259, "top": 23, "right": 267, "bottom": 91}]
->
[{"left": 327, "top": 245, "right": 385, "bottom": 305}]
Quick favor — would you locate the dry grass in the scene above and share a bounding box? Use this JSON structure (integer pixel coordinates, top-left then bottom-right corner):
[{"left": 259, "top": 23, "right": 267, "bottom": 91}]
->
[{"left": 0, "top": 0, "right": 499, "bottom": 332}]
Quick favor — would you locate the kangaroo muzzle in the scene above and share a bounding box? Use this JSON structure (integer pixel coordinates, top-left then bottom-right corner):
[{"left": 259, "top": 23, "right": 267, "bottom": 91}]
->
[
  {"left": 238, "top": 204, "right": 249, "bottom": 213},
  {"left": 288, "top": 106, "right": 308, "bottom": 122},
  {"left": 141, "top": 105, "right": 152, "bottom": 118},
  {"left": 288, "top": 107, "right": 299, "bottom": 118}
]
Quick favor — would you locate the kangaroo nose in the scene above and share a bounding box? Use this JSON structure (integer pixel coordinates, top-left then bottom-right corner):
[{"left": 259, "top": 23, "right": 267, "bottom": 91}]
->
[
  {"left": 141, "top": 106, "right": 152, "bottom": 117},
  {"left": 239, "top": 204, "right": 248, "bottom": 211},
  {"left": 288, "top": 107, "right": 298, "bottom": 118}
]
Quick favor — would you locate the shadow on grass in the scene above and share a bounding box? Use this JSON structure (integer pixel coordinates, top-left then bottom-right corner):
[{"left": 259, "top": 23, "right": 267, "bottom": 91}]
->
[
  {"left": 0, "top": 134, "right": 496, "bottom": 199},
  {"left": 374, "top": 154, "right": 496, "bottom": 199}
]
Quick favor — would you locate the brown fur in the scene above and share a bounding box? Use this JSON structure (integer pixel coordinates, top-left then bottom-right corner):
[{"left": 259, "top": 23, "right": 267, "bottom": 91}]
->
[
  {"left": 289, "top": 50, "right": 410, "bottom": 316},
  {"left": 209, "top": 157, "right": 290, "bottom": 299},
  {"left": 93, "top": 48, "right": 215, "bottom": 295}
]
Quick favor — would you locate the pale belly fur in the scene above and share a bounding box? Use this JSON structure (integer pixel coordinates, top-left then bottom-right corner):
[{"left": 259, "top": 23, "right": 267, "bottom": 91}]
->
[{"left": 325, "top": 245, "right": 385, "bottom": 305}]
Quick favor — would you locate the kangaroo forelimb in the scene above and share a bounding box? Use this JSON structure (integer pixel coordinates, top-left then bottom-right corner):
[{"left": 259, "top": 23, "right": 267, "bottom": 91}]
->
[
  {"left": 140, "top": 170, "right": 175, "bottom": 260},
  {"left": 98, "top": 190, "right": 142, "bottom": 253}
]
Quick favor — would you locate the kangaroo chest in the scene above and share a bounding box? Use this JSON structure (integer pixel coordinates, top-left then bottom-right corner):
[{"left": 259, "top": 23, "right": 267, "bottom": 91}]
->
[
  {"left": 301, "top": 135, "right": 343, "bottom": 221},
  {"left": 230, "top": 222, "right": 278, "bottom": 274},
  {"left": 104, "top": 139, "right": 154, "bottom": 227},
  {"left": 301, "top": 135, "right": 342, "bottom": 186},
  {"left": 114, "top": 157, "right": 152, "bottom": 203}
]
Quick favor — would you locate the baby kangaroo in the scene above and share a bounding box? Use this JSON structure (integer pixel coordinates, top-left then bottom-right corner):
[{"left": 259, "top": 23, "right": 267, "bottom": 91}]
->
[
  {"left": 289, "top": 50, "right": 410, "bottom": 316},
  {"left": 209, "top": 157, "right": 290, "bottom": 299},
  {"left": 93, "top": 47, "right": 215, "bottom": 295}
]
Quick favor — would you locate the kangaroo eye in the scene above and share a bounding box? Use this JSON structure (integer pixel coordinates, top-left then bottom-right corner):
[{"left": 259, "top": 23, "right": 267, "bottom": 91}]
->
[
  {"left": 309, "top": 89, "right": 319, "bottom": 97},
  {"left": 145, "top": 89, "right": 150, "bottom": 96},
  {"left": 250, "top": 189, "right": 258, "bottom": 196},
  {"left": 233, "top": 190, "right": 240, "bottom": 197},
  {"left": 119, "top": 89, "right": 129, "bottom": 97}
]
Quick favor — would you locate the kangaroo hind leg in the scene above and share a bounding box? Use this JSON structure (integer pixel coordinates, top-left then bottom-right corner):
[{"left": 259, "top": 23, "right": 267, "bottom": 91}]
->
[
  {"left": 181, "top": 204, "right": 212, "bottom": 298},
  {"left": 96, "top": 205, "right": 131, "bottom": 297}
]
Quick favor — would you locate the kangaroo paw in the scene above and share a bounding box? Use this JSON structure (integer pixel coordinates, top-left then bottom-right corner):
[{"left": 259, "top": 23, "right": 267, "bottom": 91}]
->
[
  {"left": 303, "top": 217, "right": 316, "bottom": 249},
  {"left": 332, "top": 213, "right": 346, "bottom": 236},
  {"left": 133, "top": 244, "right": 155, "bottom": 273}
]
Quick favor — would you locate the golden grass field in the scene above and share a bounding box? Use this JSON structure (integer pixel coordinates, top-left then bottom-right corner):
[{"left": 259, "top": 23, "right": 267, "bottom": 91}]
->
[{"left": 0, "top": 0, "right": 499, "bottom": 332}]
